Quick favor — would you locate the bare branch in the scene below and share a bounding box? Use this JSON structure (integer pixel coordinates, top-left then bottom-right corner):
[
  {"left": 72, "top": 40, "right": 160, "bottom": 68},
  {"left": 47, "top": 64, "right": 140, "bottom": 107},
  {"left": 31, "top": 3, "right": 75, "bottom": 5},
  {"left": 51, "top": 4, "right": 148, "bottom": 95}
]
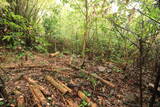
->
[
  {"left": 137, "top": 9, "right": 160, "bottom": 25},
  {"left": 108, "top": 18, "right": 140, "bottom": 37}
]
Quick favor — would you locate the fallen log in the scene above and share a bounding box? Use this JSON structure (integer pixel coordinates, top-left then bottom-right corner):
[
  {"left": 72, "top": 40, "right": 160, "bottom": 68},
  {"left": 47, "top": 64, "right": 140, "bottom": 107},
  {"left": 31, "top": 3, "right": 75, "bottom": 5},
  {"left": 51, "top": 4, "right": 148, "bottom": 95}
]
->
[
  {"left": 17, "top": 95, "right": 25, "bottom": 107},
  {"left": 24, "top": 76, "right": 50, "bottom": 96},
  {"left": 45, "top": 75, "right": 69, "bottom": 94},
  {"left": 68, "top": 64, "right": 115, "bottom": 88},
  {"left": 29, "top": 85, "right": 48, "bottom": 107},
  {"left": 78, "top": 91, "right": 97, "bottom": 107}
]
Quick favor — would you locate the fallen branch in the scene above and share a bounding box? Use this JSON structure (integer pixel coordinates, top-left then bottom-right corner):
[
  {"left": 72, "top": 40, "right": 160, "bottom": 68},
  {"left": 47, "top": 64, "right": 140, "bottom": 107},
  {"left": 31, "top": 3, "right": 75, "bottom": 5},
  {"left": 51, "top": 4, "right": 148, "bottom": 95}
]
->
[
  {"left": 44, "top": 68, "right": 75, "bottom": 76},
  {"left": 78, "top": 91, "right": 97, "bottom": 107},
  {"left": 4, "top": 65, "right": 48, "bottom": 70},
  {"left": 45, "top": 75, "right": 71, "bottom": 94},
  {"left": 24, "top": 76, "right": 50, "bottom": 96},
  {"left": 68, "top": 64, "right": 115, "bottom": 88}
]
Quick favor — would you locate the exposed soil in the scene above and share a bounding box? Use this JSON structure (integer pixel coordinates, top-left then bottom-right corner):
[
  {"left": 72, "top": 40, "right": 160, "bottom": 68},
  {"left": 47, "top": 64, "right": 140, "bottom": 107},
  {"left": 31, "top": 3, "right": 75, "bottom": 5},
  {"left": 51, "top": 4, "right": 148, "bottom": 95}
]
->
[{"left": 0, "top": 51, "right": 159, "bottom": 107}]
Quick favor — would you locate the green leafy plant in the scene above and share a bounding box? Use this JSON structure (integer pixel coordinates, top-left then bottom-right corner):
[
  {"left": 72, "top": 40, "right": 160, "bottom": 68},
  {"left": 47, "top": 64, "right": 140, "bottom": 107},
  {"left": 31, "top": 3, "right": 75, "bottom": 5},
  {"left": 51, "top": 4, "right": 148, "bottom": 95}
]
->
[
  {"left": 83, "top": 90, "right": 91, "bottom": 97},
  {"left": 0, "top": 101, "right": 4, "bottom": 106},
  {"left": 89, "top": 77, "right": 97, "bottom": 86},
  {"left": 79, "top": 100, "right": 89, "bottom": 107}
]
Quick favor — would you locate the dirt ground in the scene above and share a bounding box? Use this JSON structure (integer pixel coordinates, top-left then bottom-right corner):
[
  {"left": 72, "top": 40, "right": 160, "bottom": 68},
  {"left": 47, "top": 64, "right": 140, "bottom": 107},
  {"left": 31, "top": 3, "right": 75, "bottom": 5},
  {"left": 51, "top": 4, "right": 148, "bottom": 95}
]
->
[{"left": 0, "top": 51, "right": 159, "bottom": 107}]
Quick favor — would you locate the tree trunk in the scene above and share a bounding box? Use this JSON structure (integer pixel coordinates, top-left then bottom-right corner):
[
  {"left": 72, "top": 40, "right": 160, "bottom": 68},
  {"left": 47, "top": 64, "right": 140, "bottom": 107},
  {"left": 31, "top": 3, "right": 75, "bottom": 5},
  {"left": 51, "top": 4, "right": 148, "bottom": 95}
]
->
[
  {"left": 139, "top": 38, "right": 143, "bottom": 107},
  {"left": 82, "top": 0, "right": 89, "bottom": 62},
  {"left": 149, "top": 60, "right": 160, "bottom": 107}
]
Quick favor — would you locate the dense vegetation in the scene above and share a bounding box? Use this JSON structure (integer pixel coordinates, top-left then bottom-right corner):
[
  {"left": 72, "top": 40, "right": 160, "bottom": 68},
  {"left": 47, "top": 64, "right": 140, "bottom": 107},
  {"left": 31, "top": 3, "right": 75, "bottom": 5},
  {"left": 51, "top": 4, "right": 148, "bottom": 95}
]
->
[
  {"left": 0, "top": 0, "right": 160, "bottom": 107},
  {"left": 0, "top": 0, "right": 160, "bottom": 61}
]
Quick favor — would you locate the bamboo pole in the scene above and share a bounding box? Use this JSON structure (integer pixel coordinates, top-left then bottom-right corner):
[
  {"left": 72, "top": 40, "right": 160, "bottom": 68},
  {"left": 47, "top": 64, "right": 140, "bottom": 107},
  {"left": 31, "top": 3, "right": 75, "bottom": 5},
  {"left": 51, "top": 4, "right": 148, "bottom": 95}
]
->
[{"left": 45, "top": 75, "right": 69, "bottom": 94}]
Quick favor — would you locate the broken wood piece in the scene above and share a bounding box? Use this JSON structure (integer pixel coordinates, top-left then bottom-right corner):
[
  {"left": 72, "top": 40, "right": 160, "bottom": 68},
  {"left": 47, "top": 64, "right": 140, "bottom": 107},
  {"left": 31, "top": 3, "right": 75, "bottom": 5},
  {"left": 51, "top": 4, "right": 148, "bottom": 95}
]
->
[
  {"left": 66, "top": 98, "right": 78, "bottom": 107},
  {"left": 49, "top": 52, "right": 60, "bottom": 57},
  {"left": 29, "top": 85, "right": 42, "bottom": 107},
  {"left": 23, "top": 76, "right": 50, "bottom": 96},
  {"left": 17, "top": 95, "right": 25, "bottom": 107},
  {"left": 68, "top": 64, "right": 115, "bottom": 88},
  {"left": 78, "top": 91, "right": 97, "bottom": 107},
  {"left": 29, "top": 85, "right": 48, "bottom": 107},
  {"left": 89, "top": 73, "right": 115, "bottom": 88},
  {"left": 56, "top": 80, "right": 72, "bottom": 93},
  {"left": 31, "top": 85, "right": 48, "bottom": 107},
  {"left": 45, "top": 75, "right": 69, "bottom": 94}
]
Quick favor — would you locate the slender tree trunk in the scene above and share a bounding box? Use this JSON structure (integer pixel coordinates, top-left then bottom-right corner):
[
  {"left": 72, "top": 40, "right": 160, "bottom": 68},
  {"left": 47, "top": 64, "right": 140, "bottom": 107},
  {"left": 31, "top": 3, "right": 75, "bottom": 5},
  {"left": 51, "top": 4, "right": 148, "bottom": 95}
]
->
[
  {"left": 139, "top": 38, "right": 143, "bottom": 107},
  {"left": 82, "top": 0, "right": 89, "bottom": 63}
]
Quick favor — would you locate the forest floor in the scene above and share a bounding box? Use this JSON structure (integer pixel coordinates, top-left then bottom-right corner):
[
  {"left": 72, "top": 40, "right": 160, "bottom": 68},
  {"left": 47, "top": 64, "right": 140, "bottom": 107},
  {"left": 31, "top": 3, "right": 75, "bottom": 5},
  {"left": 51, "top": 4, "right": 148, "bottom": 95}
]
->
[{"left": 0, "top": 50, "right": 159, "bottom": 107}]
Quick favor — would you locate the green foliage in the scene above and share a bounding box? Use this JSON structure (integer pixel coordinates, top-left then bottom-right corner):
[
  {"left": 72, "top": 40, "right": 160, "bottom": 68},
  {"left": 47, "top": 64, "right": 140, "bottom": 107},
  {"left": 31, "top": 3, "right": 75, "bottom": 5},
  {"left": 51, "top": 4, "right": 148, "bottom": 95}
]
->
[
  {"left": 88, "top": 76, "right": 97, "bottom": 87},
  {"left": 0, "top": 7, "right": 49, "bottom": 52},
  {"left": 1, "top": 0, "right": 160, "bottom": 61},
  {"left": 79, "top": 100, "right": 89, "bottom": 107},
  {"left": 16, "top": 51, "right": 25, "bottom": 59},
  {"left": 79, "top": 72, "right": 88, "bottom": 78},
  {"left": 83, "top": 90, "right": 91, "bottom": 97},
  {"left": 0, "top": 101, "right": 4, "bottom": 106}
]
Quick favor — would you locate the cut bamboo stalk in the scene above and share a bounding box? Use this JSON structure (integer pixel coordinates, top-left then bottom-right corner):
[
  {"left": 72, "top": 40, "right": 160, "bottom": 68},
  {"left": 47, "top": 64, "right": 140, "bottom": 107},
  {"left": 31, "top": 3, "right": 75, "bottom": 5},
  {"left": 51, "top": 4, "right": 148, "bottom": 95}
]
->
[
  {"left": 56, "top": 80, "right": 72, "bottom": 93},
  {"left": 45, "top": 75, "right": 68, "bottom": 94},
  {"left": 78, "top": 91, "right": 97, "bottom": 107},
  {"left": 89, "top": 73, "right": 115, "bottom": 88},
  {"left": 24, "top": 76, "right": 50, "bottom": 96},
  {"left": 66, "top": 98, "right": 78, "bottom": 107},
  {"left": 29, "top": 85, "right": 42, "bottom": 107},
  {"left": 31, "top": 85, "right": 48, "bottom": 106},
  {"left": 49, "top": 51, "right": 60, "bottom": 57},
  {"left": 17, "top": 95, "right": 25, "bottom": 107},
  {"left": 68, "top": 64, "right": 115, "bottom": 88}
]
